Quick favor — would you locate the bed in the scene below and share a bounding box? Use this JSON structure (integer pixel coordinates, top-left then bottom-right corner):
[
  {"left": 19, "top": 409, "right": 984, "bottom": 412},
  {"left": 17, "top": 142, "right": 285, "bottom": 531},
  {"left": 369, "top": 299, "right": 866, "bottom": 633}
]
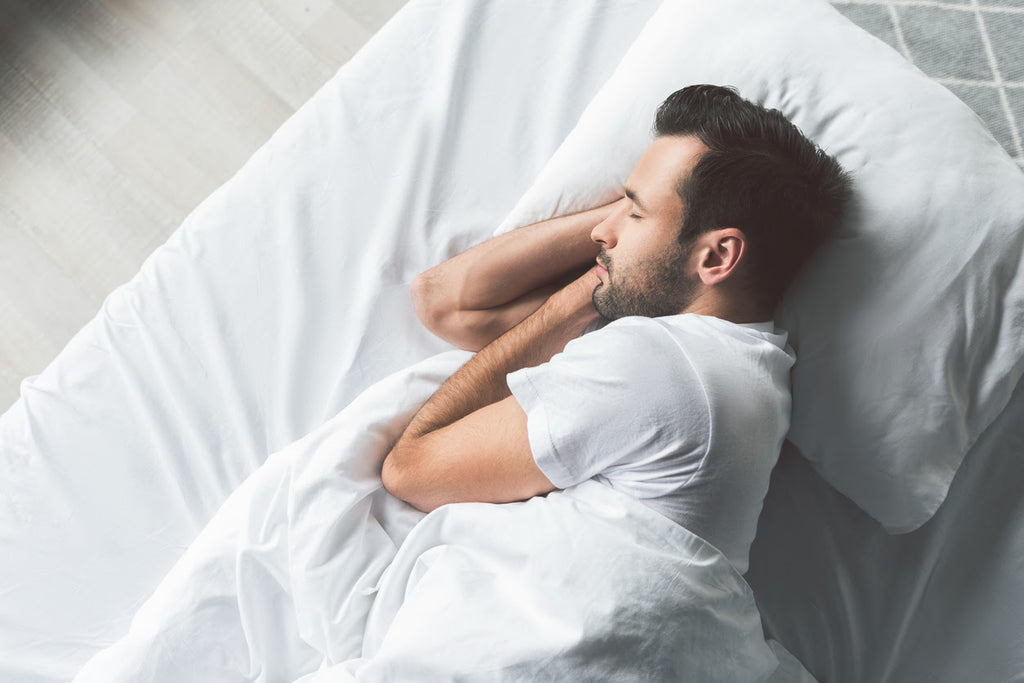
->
[{"left": 3, "top": 0, "right": 1024, "bottom": 680}]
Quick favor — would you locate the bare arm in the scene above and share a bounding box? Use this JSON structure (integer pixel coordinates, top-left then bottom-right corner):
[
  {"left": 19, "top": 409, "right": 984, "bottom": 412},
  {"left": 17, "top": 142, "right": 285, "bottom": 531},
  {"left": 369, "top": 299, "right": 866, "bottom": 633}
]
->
[
  {"left": 383, "top": 268, "right": 602, "bottom": 512},
  {"left": 413, "top": 200, "right": 620, "bottom": 351}
]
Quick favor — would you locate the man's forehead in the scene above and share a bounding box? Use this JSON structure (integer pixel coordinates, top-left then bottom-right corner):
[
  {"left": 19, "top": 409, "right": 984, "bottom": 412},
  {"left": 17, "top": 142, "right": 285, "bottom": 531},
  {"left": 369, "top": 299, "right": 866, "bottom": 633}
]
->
[
  {"left": 645, "top": 134, "right": 708, "bottom": 168},
  {"left": 626, "top": 135, "right": 707, "bottom": 206}
]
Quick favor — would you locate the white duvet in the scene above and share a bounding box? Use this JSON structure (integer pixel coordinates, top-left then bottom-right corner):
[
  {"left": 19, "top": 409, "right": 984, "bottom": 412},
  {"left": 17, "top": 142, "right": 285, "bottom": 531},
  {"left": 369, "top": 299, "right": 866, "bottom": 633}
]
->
[{"left": 72, "top": 351, "right": 800, "bottom": 682}]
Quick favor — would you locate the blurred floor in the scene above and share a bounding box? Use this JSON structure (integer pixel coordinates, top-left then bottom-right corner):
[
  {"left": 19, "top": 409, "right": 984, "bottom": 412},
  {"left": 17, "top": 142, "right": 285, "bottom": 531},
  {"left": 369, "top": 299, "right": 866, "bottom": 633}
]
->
[{"left": 0, "top": 0, "right": 408, "bottom": 412}]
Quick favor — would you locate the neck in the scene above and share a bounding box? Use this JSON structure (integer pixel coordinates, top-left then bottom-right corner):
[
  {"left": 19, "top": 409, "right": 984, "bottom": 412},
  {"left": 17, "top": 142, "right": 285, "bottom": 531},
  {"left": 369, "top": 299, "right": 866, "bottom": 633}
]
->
[{"left": 681, "top": 288, "right": 772, "bottom": 325}]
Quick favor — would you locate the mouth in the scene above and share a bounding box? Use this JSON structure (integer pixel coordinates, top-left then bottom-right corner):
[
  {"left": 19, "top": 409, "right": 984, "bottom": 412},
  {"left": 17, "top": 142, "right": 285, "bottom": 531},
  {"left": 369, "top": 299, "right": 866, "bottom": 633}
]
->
[{"left": 596, "top": 253, "right": 611, "bottom": 279}]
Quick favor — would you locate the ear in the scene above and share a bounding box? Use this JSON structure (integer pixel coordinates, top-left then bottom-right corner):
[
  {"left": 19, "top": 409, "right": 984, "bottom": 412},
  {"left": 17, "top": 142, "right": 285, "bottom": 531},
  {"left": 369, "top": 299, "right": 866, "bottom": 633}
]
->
[{"left": 694, "top": 228, "right": 746, "bottom": 286}]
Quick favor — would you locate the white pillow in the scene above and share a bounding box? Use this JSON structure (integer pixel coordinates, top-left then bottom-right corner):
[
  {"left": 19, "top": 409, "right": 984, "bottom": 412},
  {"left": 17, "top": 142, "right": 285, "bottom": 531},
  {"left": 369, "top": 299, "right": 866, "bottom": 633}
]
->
[{"left": 496, "top": 0, "right": 1024, "bottom": 533}]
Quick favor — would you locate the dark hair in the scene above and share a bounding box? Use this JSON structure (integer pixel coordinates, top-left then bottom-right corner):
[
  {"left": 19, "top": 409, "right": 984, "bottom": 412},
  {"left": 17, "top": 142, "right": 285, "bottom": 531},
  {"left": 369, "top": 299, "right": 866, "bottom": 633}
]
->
[{"left": 654, "top": 84, "right": 852, "bottom": 309}]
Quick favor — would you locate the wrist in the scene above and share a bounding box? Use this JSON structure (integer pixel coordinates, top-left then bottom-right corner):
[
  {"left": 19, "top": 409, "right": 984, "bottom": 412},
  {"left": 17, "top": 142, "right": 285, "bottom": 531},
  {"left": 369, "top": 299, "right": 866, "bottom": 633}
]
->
[{"left": 546, "top": 268, "right": 601, "bottom": 329}]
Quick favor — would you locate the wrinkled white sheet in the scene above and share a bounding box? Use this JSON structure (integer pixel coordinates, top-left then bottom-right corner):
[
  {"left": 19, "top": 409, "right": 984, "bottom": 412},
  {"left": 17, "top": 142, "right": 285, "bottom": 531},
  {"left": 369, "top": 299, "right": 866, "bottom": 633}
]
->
[{"left": 72, "top": 352, "right": 789, "bottom": 682}]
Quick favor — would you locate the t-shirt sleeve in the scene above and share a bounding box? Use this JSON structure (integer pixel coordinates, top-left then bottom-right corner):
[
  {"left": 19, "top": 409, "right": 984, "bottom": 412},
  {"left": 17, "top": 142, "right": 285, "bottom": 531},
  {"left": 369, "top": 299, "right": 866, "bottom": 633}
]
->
[{"left": 506, "top": 319, "right": 711, "bottom": 490}]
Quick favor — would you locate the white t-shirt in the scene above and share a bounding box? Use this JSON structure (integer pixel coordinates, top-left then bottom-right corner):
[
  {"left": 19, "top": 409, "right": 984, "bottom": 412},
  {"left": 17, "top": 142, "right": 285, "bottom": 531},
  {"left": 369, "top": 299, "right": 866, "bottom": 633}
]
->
[{"left": 506, "top": 313, "right": 794, "bottom": 574}]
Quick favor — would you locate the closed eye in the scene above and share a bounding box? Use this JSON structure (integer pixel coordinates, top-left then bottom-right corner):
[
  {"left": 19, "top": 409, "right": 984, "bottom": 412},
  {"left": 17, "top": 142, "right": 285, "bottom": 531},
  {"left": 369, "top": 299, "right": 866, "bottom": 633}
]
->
[{"left": 629, "top": 213, "right": 642, "bottom": 220}]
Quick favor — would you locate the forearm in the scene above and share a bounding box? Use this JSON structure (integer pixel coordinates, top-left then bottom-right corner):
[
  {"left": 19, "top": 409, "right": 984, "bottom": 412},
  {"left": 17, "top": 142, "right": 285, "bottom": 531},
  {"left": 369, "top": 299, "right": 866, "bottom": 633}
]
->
[
  {"left": 413, "top": 201, "right": 618, "bottom": 350},
  {"left": 405, "top": 269, "right": 601, "bottom": 439},
  {"left": 382, "top": 270, "right": 600, "bottom": 510},
  {"left": 437, "top": 205, "right": 611, "bottom": 310}
]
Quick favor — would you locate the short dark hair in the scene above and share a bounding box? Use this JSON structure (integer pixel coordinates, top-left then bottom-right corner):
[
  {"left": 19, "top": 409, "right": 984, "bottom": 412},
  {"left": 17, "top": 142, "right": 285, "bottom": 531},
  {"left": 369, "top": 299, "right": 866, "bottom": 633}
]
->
[{"left": 654, "top": 84, "right": 852, "bottom": 309}]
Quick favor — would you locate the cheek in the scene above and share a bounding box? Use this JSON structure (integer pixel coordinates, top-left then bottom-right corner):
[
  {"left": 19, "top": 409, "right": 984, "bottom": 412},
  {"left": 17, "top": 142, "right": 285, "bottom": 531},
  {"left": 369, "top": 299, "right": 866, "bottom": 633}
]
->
[
  {"left": 630, "top": 232, "right": 673, "bottom": 265},
  {"left": 612, "top": 220, "right": 678, "bottom": 273}
]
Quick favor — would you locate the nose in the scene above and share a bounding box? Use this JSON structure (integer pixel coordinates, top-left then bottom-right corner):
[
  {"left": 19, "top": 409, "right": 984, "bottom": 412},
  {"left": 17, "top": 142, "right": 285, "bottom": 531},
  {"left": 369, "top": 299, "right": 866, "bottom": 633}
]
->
[
  {"left": 591, "top": 198, "right": 626, "bottom": 247},
  {"left": 590, "top": 218, "right": 611, "bottom": 247}
]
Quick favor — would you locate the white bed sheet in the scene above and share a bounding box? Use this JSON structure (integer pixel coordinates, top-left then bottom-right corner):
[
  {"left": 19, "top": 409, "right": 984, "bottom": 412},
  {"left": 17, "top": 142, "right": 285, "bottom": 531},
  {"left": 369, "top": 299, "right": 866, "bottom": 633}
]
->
[
  {"left": 2, "top": 0, "right": 1022, "bottom": 681},
  {"left": 0, "top": 1, "right": 661, "bottom": 679}
]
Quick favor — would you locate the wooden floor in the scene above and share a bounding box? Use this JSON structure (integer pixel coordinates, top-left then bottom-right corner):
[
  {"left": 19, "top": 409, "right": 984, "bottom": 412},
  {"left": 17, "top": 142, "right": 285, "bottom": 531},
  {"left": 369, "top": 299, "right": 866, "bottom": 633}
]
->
[{"left": 0, "top": 0, "right": 408, "bottom": 412}]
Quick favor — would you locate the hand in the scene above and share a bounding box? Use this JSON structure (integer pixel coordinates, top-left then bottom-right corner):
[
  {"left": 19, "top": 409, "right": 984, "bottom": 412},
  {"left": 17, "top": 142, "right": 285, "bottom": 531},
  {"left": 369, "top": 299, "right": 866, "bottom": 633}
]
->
[{"left": 541, "top": 267, "right": 602, "bottom": 328}]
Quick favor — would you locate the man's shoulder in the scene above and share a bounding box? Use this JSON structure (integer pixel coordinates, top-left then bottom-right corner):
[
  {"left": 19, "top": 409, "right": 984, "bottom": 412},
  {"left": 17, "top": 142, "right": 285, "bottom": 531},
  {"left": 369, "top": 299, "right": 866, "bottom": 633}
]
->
[
  {"left": 572, "top": 315, "right": 679, "bottom": 355},
  {"left": 577, "top": 313, "right": 794, "bottom": 377},
  {"left": 586, "top": 313, "right": 786, "bottom": 348},
  {"left": 561, "top": 316, "right": 711, "bottom": 384},
  {"left": 547, "top": 317, "right": 691, "bottom": 383}
]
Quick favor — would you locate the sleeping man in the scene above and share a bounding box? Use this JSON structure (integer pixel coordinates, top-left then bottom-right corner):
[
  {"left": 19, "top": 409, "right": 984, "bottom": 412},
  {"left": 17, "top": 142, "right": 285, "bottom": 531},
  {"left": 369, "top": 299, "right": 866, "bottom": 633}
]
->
[{"left": 382, "top": 84, "right": 851, "bottom": 574}]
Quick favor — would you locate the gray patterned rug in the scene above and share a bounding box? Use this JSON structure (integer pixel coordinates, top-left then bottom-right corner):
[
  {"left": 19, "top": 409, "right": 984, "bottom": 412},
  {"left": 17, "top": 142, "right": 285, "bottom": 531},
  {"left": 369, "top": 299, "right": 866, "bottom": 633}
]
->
[{"left": 832, "top": 0, "right": 1024, "bottom": 170}]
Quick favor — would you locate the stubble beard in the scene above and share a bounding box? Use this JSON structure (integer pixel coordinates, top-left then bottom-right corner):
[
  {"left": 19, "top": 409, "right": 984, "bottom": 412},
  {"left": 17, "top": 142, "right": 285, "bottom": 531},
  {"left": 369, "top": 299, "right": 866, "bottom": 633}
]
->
[{"left": 592, "top": 243, "right": 698, "bottom": 320}]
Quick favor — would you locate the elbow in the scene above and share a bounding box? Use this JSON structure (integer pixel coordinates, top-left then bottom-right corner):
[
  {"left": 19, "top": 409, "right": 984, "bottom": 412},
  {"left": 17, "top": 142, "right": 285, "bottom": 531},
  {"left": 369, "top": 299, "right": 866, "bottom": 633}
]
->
[
  {"left": 411, "top": 272, "right": 490, "bottom": 352},
  {"left": 410, "top": 270, "right": 445, "bottom": 334},
  {"left": 381, "top": 446, "right": 436, "bottom": 513},
  {"left": 380, "top": 450, "right": 408, "bottom": 503}
]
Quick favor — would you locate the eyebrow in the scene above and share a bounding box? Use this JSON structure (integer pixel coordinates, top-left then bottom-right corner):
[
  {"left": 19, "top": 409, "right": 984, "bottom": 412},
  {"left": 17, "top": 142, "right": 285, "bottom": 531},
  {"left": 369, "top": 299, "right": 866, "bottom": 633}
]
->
[{"left": 624, "top": 187, "right": 647, "bottom": 212}]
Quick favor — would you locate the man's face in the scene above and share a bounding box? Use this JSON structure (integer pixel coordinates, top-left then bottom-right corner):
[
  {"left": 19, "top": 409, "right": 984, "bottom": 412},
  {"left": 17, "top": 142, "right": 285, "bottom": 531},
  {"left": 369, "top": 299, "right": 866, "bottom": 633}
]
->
[{"left": 590, "top": 135, "right": 707, "bottom": 320}]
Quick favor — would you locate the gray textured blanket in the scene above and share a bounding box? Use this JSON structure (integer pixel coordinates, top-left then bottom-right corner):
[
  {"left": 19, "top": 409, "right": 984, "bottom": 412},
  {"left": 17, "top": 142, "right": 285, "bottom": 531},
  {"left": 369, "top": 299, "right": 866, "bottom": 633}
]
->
[{"left": 833, "top": 0, "right": 1023, "bottom": 169}]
